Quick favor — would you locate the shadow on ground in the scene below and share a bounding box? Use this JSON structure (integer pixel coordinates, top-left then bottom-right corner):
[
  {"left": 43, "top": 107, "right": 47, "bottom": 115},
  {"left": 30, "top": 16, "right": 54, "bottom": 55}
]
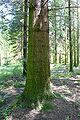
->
[
  {"left": 0, "top": 65, "right": 80, "bottom": 120},
  {"left": 4, "top": 98, "right": 80, "bottom": 120}
]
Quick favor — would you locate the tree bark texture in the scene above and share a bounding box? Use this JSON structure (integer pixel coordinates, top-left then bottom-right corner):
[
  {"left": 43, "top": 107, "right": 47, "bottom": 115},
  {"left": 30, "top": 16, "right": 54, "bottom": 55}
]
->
[
  {"left": 23, "top": 0, "right": 28, "bottom": 76},
  {"left": 23, "top": 0, "right": 50, "bottom": 103},
  {"left": 68, "top": 0, "right": 73, "bottom": 71}
]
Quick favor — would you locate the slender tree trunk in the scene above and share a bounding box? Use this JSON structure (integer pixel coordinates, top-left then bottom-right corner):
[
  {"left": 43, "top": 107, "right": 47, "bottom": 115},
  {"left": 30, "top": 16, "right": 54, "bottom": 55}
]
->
[
  {"left": 64, "top": 3, "right": 66, "bottom": 65},
  {"left": 73, "top": 32, "right": 77, "bottom": 67},
  {"left": 76, "top": 0, "right": 79, "bottom": 66},
  {"left": 73, "top": 9, "right": 77, "bottom": 67},
  {"left": 59, "top": 51, "right": 61, "bottom": 64},
  {"left": 67, "top": 28, "right": 69, "bottom": 63},
  {"left": 68, "top": 0, "right": 73, "bottom": 71},
  {"left": 54, "top": 0, "right": 57, "bottom": 64},
  {"left": 0, "top": 54, "right": 1, "bottom": 66},
  {"left": 64, "top": 8, "right": 67, "bottom": 65},
  {"left": 23, "top": 0, "right": 28, "bottom": 76},
  {"left": 59, "top": 15, "right": 62, "bottom": 64},
  {"left": 21, "top": 23, "right": 23, "bottom": 61},
  {"left": 64, "top": 28, "right": 67, "bottom": 65},
  {"left": 23, "top": 0, "right": 50, "bottom": 104}
]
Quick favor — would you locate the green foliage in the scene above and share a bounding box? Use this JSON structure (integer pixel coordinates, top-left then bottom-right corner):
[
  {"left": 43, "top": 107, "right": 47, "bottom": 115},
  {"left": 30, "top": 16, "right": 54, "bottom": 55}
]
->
[
  {"left": 51, "top": 64, "right": 80, "bottom": 79},
  {"left": 12, "top": 65, "right": 22, "bottom": 76},
  {"left": 65, "top": 116, "right": 72, "bottom": 120},
  {"left": 44, "top": 92, "right": 64, "bottom": 101},
  {"left": 1, "top": 106, "right": 12, "bottom": 120},
  {"left": 78, "top": 113, "right": 80, "bottom": 118},
  {"left": 41, "top": 93, "right": 64, "bottom": 111},
  {"left": 0, "top": 65, "right": 22, "bottom": 90},
  {"left": 41, "top": 102, "right": 53, "bottom": 111},
  {"left": 0, "top": 95, "right": 5, "bottom": 105},
  {"left": 14, "top": 81, "right": 25, "bottom": 88},
  {"left": 0, "top": 0, "right": 23, "bottom": 63}
]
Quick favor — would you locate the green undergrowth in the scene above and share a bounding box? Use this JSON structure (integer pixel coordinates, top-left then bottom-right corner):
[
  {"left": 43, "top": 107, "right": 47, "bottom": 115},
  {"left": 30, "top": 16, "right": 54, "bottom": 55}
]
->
[
  {"left": 0, "top": 64, "right": 80, "bottom": 117},
  {"left": 0, "top": 65, "right": 22, "bottom": 89},
  {"left": 65, "top": 116, "right": 72, "bottom": 120},
  {"left": 1, "top": 106, "right": 12, "bottom": 120},
  {"left": 51, "top": 64, "right": 80, "bottom": 79},
  {"left": 14, "top": 81, "right": 25, "bottom": 88},
  {"left": 0, "top": 65, "right": 22, "bottom": 78},
  {"left": 0, "top": 95, "right": 19, "bottom": 119},
  {"left": 41, "top": 93, "right": 64, "bottom": 111},
  {"left": 15, "top": 92, "right": 64, "bottom": 112},
  {"left": 0, "top": 95, "right": 5, "bottom": 105}
]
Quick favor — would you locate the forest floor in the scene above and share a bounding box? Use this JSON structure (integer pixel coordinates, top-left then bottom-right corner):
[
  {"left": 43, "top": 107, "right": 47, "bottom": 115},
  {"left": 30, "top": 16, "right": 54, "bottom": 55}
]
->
[{"left": 0, "top": 64, "right": 80, "bottom": 120}]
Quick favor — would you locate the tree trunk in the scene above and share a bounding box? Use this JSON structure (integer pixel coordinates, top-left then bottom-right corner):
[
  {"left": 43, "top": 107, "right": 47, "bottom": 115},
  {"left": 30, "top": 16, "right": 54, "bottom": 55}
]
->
[
  {"left": 0, "top": 54, "right": 1, "bottom": 66},
  {"left": 73, "top": 9, "right": 77, "bottom": 67},
  {"left": 59, "top": 51, "right": 61, "bottom": 64},
  {"left": 73, "top": 31, "right": 77, "bottom": 67},
  {"left": 54, "top": 1, "right": 57, "bottom": 64},
  {"left": 76, "top": 0, "right": 79, "bottom": 66},
  {"left": 23, "top": 0, "right": 28, "bottom": 76},
  {"left": 68, "top": 0, "right": 73, "bottom": 71},
  {"left": 23, "top": 0, "right": 50, "bottom": 104}
]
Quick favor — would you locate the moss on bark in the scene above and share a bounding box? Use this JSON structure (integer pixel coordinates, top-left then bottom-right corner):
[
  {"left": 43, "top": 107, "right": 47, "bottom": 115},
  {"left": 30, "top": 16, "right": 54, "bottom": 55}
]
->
[{"left": 22, "top": 0, "right": 50, "bottom": 105}]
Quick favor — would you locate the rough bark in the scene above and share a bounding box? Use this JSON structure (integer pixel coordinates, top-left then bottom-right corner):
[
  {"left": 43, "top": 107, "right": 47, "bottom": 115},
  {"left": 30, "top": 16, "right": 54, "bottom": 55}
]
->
[
  {"left": 23, "top": 0, "right": 28, "bottom": 76},
  {"left": 68, "top": 0, "right": 73, "bottom": 72},
  {"left": 73, "top": 9, "right": 77, "bottom": 67},
  {"left": 59, "top": 51, "right": 61, "bottom": 64},
  {"left": 23, "top": 0, "right": 50, "bottom": 104},
  {"left": 54, "top": 0, "right": 57, "bottom": 64},
  {"left": 76, "top": 0, "right": 79, "bottom": 66}
]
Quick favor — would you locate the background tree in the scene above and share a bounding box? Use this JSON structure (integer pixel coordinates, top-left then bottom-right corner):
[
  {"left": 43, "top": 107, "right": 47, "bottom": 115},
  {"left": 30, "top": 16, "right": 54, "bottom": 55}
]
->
[
  {"left": 76, "top": 0, "right": 79, "bottom": 66},
  {"left": 23, "top": 0, "right": 28, "bottom": 76},
  {"left": 68, "top": 0, "right": 73, "bottom": 71}
]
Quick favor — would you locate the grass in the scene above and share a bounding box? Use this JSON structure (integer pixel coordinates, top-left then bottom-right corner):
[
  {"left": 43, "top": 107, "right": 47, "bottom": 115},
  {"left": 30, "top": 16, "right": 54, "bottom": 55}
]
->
[
  {"left": 0, "top": 65, "right": 22, "bottom": 78},
  {"left": 0, "top": 64, "right": 80, "bottom": 115},
  {"left": 41, "top": 92, "right": 64, "bottom": 111},
  {"left": 50, "top": 64, "right": 80, "bottom": 79},
  {"left": 14, "top": 81, "right": 25, "bottom": 88},
  {"left": 0, "top": 95, "right": 5, "bottom": 105},
  {"left": 0, "top": 65, "right": 23, "bottom": 90},
  {"left": 0, "top": 65, "right": 23, "bottom": 119},
  {"left": 41, "top": 102, "right": 54, "bottom": 111},
  {"left": 1, "top": 106, "right": 12, "bottom": 120},
  {"left": 65, "top": 116, "right": 72, "bottom": 120},
  {"left": 0, "top": 64, "right": 80, "bottom": 90}
]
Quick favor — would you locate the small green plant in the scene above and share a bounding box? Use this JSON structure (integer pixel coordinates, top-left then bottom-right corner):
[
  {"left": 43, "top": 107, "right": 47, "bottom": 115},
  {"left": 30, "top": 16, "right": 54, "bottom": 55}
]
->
[
  {"left": 44, "top": 92, "right": 64, "bottom": 101},
  {"left": 53, "top": 92, "right": 65, "bottom": 99},
  {"left": 14, "top": 81, "right": 25, "bottom": 88},
  {"left": 42, "top": 102, "right": 53, "bottom": 111},
  {"left": 0, "top": 96, "right": 5, "bottom": 105},
  {"left": 1, "top": 107, "right": 12, "bottom": 120},
  {"left": 78, "top": 113, "right": 80, "bottom": 117},
  {"left": 65, "top": 116, "right": 72, "bottom": 120},
  {"left": 12, "top": 66, "right": 22, "bottom": 76}
]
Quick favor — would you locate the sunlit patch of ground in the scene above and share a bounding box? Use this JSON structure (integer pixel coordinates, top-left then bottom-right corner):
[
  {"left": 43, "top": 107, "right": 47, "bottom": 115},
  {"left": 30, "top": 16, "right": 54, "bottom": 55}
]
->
[
  {"left": 52, "top": 81, "right": 80, "bottom": 103},
  {"left": 0, "top": 64, "right": 80, "bottom": 120}
]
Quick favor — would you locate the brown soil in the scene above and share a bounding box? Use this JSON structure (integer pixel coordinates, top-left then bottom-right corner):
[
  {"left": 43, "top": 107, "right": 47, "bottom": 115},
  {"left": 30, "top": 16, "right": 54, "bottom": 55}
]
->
[{"left": 0, "top": 76, "right": 80, "bottom": 120}]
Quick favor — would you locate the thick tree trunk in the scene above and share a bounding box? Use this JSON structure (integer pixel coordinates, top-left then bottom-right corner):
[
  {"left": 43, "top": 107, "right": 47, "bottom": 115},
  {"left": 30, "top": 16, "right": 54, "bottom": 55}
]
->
[{"left": 23, "top": 0, "right": 50, "bottom": 103}]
